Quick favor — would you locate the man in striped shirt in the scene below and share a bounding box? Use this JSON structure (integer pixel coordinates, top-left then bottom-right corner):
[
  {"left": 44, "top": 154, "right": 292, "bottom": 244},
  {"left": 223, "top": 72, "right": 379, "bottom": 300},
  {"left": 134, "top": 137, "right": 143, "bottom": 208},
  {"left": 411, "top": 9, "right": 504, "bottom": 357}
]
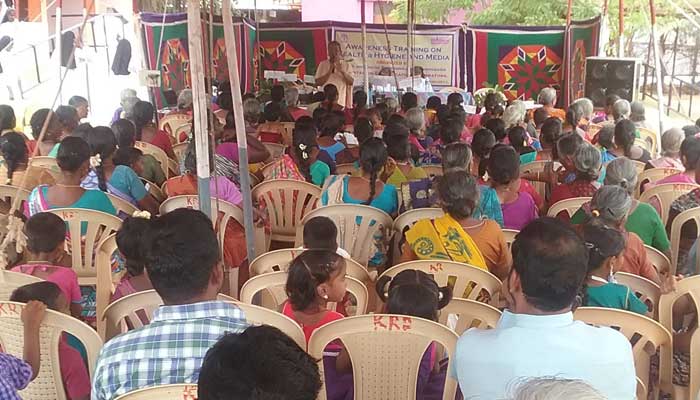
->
[{"left": 92, "top": 208, "right": 247, "bottom": 400}]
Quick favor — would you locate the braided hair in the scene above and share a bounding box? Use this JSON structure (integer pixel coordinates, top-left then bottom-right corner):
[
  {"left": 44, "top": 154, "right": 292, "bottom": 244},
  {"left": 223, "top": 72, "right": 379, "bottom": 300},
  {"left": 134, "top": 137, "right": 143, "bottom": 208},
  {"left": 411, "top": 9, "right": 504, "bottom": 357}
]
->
[
  {"left": 131, "top": 101, "right": 155, "bottom": 141},
  {"left": 579, "top": 222, "right": 626, "bottom": 306},
  {"left": 292, "top": 123, "right": 319, "bottom": 183},
  {"left": 471, "top": 128, "right": 496, "bottom": 178},
  {"left": 375, "top": 269, "right": 452, "bottom": 322},
  {"left": 0, "top": 132, "right": 27, "bottom": 185},
  {"left": 359, "top": 138, "right": 387, "bottom": 205},
  {"left": 285, "top": 250, "right": 345, "bottom": 311},
  {"left": 84, "top": 126, "right": 117, "bottom": 192}
]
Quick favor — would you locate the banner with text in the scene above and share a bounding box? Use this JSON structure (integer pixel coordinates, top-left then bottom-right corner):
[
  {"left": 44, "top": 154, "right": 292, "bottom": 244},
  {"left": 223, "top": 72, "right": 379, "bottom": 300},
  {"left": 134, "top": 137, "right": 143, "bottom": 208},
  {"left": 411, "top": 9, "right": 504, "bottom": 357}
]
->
[{"left": 333, "top": 27, "right": 460, "bottom": 88}]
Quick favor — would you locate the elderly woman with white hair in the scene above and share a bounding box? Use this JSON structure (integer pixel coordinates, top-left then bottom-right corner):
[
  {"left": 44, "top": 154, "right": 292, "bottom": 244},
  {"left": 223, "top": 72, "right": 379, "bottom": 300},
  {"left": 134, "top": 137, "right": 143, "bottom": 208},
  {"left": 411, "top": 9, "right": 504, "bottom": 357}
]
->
[
  {"left": 176, "top": 89, "right": 193, "bottom": 111},
  {"left": 284, "top": 87, "right": 309, "bottom": 121},
  {"left": 112, "top": 88, "right": 138, "bottom": 124},
  {"left": 549, "top": 142, "right": 601, "bottom": 208},
  {"left": 537, "top": 87, "right": 566, "bottom": 121},
  {"left": 612, "top": 99, "right": 631, "bottom": 122},
  {"left": 571, "top": 157, "right": 671, "bottom": 255},
  {"left": 502, "top": 100, "right": 526, "bottom": 129},
  {"left": 405, "top": 107, "right": 432, "bottom": 153},
  {"left": 647, "top": 127, "right": 685, "bottom": 170}
]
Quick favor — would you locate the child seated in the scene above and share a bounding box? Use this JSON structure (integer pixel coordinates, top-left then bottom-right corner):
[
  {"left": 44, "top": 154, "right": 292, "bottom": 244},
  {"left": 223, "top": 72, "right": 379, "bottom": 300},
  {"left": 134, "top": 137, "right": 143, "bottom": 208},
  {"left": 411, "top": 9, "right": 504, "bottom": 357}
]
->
[
  {"left": 298, "top": 216, "right": 350, "bottom": 259},
  {"left": 111, "top": 214, "right": 154, "bottom": 302},
  {"left": 0, "top": 301, "right": 44, "bottom": 399},
  {"left": 11, "top": 213, "right": 82, "bottom": 318},
  {"left": 581, "top": 222, "right": 648, "bottom": 315},
  {"left": 10, "top": 282, "right": 91, "bottom": 400},
  {"left": 376, "top": 269, "right": 453, "bottom": 400}
]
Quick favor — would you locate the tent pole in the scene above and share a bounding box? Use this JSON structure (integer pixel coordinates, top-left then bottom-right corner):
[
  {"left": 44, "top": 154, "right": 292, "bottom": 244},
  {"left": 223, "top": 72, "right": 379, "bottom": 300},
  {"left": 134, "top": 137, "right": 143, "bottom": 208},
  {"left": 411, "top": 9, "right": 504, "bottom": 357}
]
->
[
  {"left": 56, "top": 0, "right": 62, "bottom": 103},
  {"left": 564, "top": 0, "right": 573, "bottom": 106},
  {"left": 254, "top": 0, "right": 262, "bottom": 88},
  {"left": 187, "top": 0, "right": 212, "bottom": 218},
  {"left": 222, "top": 0, "right": 256, "bottom": 271},
  {"left": 649, "top": 0, "right": 665, "bottom": 137},
  {"left": 618, "top": 0, "right": 624, "bottom": 56},
  {"left": 361, "top": 0, "right": 369, "bottom": 98}
]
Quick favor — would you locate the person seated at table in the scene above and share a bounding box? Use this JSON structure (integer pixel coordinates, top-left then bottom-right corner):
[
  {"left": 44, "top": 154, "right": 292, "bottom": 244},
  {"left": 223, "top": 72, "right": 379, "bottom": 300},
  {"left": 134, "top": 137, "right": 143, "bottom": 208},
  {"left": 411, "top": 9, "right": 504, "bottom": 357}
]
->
[
  {"left": 488, "top": 146, "right": 538, "bottom": 231},
  {"left": 25, "top": 136, "right": 116, "bottom": 217},
  {"left": 549, "top": 142, "right": 602, "bottom": 210},
  {"left": 402, "top": 170, "right": 510, "bottom": 279},
  {"left": 285, "top": 86, "right": 310, "bottom": 121},
  {"left": 647, "top": 127, "right": 685, "bottom": 170},
  {"left": 537, "top": 87, "right": 566, "bottom": 121},
  {"left": 131, "top": 100, "right": 177, "bottom": 160}
]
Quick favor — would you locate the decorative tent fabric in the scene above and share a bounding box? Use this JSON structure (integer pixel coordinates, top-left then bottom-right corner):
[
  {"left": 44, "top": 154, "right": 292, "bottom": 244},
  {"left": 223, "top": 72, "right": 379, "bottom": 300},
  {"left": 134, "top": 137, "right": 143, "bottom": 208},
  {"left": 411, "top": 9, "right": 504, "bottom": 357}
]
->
[
  {"left": 140, "top": 12, "right": 255, "bottom": 108},
  {"left": 564, "top": 16, "right": 602, "bottom": 105},
  {"left": 257, "top": 22, "right": 331, "bottom": 79}
]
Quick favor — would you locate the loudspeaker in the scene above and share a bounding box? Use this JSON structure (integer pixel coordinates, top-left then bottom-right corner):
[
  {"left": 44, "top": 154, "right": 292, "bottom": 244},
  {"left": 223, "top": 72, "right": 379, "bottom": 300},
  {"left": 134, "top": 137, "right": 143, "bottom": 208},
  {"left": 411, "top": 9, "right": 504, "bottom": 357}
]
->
[{"left": 584, "top": 57, "right": 640, "bottom": 108}]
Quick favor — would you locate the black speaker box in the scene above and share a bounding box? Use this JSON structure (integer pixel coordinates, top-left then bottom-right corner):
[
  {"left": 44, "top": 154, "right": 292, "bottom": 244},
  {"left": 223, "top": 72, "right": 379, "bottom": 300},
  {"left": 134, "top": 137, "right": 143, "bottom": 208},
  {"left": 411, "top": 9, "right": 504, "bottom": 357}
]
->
[{"left": 584, "top": 57, "right": 640, "bottom": 108}]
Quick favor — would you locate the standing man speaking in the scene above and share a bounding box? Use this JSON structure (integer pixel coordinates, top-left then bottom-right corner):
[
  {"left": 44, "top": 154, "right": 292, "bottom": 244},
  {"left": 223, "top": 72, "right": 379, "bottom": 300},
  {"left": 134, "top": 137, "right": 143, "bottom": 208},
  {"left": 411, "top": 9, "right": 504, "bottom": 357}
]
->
[{"left": 315, "top": 41, "right": 354, "bottom": 108}]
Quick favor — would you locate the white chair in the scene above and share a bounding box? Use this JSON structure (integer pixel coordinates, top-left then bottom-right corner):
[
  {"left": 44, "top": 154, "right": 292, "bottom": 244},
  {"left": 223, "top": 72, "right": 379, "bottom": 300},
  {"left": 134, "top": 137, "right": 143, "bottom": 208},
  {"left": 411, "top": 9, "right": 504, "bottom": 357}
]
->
[
  {"left": 308, "top": 314, "right": 459, "bottom": 400},
  {"left": 546, "top": 197, "right": 591, "bottom": 219},
  {"left": 296, "top": 204, "right": 393, "bottom": 267},
  {"left": 135, "top": 141, "right": 169, "bottom": 178},
  {"left": 95, "top": 233, "right": 119, "bottom": 340},
  {"left": 635, "top": 167, "right": 682, "bottom": 198},
  {"left": 0, "top": 270, "right": 42, "bottom": 301},
  {"left": 644, "top": 244, "right": 671, "bottom": 274},
  {"left": 0, "top": 301, "right": 102, "bottom": 400},
  {"left": 115, "top": 384, "right": 199, "bottom": 400},
  {"left": 614, "top": 272, "right": 661, "bottom": 320},
  {"left": 0, "top": 184, "right": 30, "bottom": 214},
  {"left": 502, "top": 229, "right": 519, "bottom": 251},
  {"left": 669, "top": 206, "right": 700, "bottom": 276},
  {"left": 639, "top": 183, "right": 698, "bottom": 226},
  {"left": 249, "top": 248, "right": 371, "bottom": 284},
  {"left": 520, "top": 160, "right": 562, "bottom": 201},
  {"left": 106, "top": 192, "right": 139, "bottom": 217},
  {"left": 438, "top": 298, "right": 501, "bottom": 335},
  {"left": 252, "top": 180, "right": 321, "bottom": 244}
]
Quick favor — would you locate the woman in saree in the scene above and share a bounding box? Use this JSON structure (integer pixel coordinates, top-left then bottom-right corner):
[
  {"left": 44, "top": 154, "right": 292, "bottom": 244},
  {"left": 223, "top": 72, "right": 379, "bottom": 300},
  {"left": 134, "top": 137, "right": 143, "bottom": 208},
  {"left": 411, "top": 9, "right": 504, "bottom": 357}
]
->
[{"left": 402, "top": 170, "right": 511, "bottom": 280}]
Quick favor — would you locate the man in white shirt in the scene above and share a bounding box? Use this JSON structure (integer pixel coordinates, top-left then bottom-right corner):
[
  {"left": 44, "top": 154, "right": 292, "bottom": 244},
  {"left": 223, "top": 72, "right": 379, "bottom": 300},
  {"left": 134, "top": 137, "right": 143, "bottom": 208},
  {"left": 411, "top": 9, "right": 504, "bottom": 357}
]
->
[
  {"left": 315, "top": 41, "right": 353, "bottom": 108},
  {"left": 452, "top": 217, "right": 637, "bottom": 399}
]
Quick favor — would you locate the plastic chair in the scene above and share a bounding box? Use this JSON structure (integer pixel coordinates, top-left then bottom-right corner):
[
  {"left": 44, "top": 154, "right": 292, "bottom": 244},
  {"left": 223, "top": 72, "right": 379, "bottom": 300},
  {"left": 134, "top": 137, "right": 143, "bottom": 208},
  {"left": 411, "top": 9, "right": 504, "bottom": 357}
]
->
[
  {"left": 142, "top": 178, "right": 166, "bottom": 203},
  {"left": 422, "top": 164, "right": 443, "bottom": 178},
  {"left": 28, "top": 156, "right": 58, "bottom": 170},
  {"left": 115, "top": 384, "right": 199, "bottom": 400},
  {"left": 638, "top": 127, "right": 659, "bottom": 156},
  {"left": 263, "top": 142, "right": 286, "bottom": 161},
  {"left": 614, "top": 272, "right": 661, "bottom": 320},
  {"left": 172, "top": 124, "right": 191, "bottom": 144},
  {"left": 281, "top": 122, "right": 295, "bottom": 146},
  {"left": 296, "top": 204, "right": 393, "bottom": 267},
  {"left": 379, "top": 260, "right": 502, "bottom": 302},
  {"left": 520, "top": 160, "right": 562, "bottom": 201},
  {"left": 308, "top": 314, "right": 459, "bottom": 400},
  {"left": 336, "top": 163, "right": 358, "bottom": 175},
  {"left": 644, "top": 244, "right": 671, "bottom": 274},
  {"left": 502, "top": 229, "right": 519, "bottom": 251},
  {"left": 158, "top": 113, "right": 191, "bottom": 134},
  {"left": 106, "top": 192, "right": 139, "bottom": 217},
  {"left": 48, "top": 208, "right": 122, "bottom": 285},
  {"left": 635, "top": 167, "right": 682, "bottom": 197},
  {"left": 249, "top": 248, "right": 371, "bottom": 283},
  {"left": 546, "top": 197, "right": 591, "bottom": 218},
  {"left": 95, "top": 233, "right": 119, "bottom": 339},
  {"left": 669, "top": 206, "right": 700, "bottom": 276},
  {"left": 172, "top": 142, "right": 189, "bottom": 162},
  {"left": 135, "top": 141, "right": 169, "bottom": 178},
  {"left": 252, "top": 179, "right": 321, "bottom": 244},
  {"left": 160, "top": 195, "right": 271, "bottom": 297},
  {"left": 632, "top": 160, "right": 647, "bottom": 176},
  {"left": 240, "top": 270, "right": 368, "bottom": 316},
  {"left": 0, "top": 184, "right": 30, "bottom": 213},
  {"left": 574, "top": 307, "right": 672, "bottom": 396},
  {"left": 167, "top": 158, "right": 180, "bottom": 176},
  {"left": 0, "top": 270, "right": 42, "bottom": 301},
  {"left": 438, "top": 298, "right": 501, "bottom": 335},
  {"left": 639, "top": 183, "right": 698, "bottom": 226},
  {"left": 391, "top": 208, "right": 445, "bottom": 264},
  {"left": 0, "top": 301, "right": 102, "bottom": 400},
  {"left": 658, "top": 275, "right": 700, "bottom": 400}
]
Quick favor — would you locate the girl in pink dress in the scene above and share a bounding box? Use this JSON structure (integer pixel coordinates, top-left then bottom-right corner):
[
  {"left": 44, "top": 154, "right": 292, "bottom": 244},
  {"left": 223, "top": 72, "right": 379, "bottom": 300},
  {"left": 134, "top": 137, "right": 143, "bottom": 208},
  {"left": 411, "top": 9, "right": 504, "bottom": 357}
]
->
[{"left": 111, "top": 214, "right": 153, "bottom": 303}]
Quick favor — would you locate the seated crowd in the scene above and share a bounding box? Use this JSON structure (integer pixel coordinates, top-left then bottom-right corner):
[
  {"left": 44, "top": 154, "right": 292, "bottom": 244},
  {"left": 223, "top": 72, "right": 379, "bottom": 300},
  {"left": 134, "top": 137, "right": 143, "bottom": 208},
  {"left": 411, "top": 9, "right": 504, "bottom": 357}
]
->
[{"left": 0, "top": 82, "right": 700, "bottom": 400}]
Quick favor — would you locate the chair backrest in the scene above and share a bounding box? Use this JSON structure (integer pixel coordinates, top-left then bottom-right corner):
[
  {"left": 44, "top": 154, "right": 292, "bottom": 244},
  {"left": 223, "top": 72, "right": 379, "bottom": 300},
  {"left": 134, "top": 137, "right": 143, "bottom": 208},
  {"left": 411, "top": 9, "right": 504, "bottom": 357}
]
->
[
  {"left": 631, "top": 160, "right": 647, "bottom": 176},
  {"left": 379, "top": 260, "right": 502, "bottom": 302},
  {"left": 502, "top": 229, "right": 519, "bottom": 251},
  {"left": 422, "top": 164, "right": 443, "bottom": 178},
  {"left": 167, "top": 158, "right": 180, "bottom": 176},
  {"left": 520, "top": 160, "right": 562, "bottom": 200},
  {"left": 249, "top": 248, "right": 371, "bottom": 283},
  {"left": 48, "top": 208, "right": 122, "bottom": 285},
  {"left": 644, "top": 244, "right": 671, "bottom": 274},
  {"left": 614, "top": 272, "right": 661, "bottom": 320},
  {"left": 158, "top": 113, "right": 191, "bottom": 134},
  {"left": 281, "top": 122, "right": 295, "bottom": 146},
  {"left": 546, "top": 197, "right": 591, "bottom": 218},
  {"left": 637, "top": 127, "right": 659, "bottom": 156},
  {"left": 160, "top": 195, "right": 270, "bottom": 260},
  {"left": 135, "top": 141, "right": 169, "bottom": 178},
  {"left": 635, "top": 167, "right": 682, "bottom": 197},
  {"left": 106, "top": 192, "right": 139, "bottom": 217},
  {"left": 114, "top": 384, "right": 199, "bottom": 400},
  {"left": 336, "top": 163, "right": 358, "bottom": 175},
  {"left": 0, "top": 301, "right": 103, "bottom": 400},
  {"left": 296, "top": 204, "right": 393, "bottom": 266},
  {"left": 173, "top": 124, "right": 192, "bottom": 144},
  {"left": 669, "top": 206, "right": 700, "bottom": 275},
  {"left": 391, "top": 208, "right": 445, "bottom": 264},
  {"left": 639, "top": 183, "right": 698, "bottom": 226},
  {"left": 28, "top": 156, "right": 58, "bottom": 170},
  {"left": 438, "top": 298, "right": 501, "bottom": 335},
  {"left": 142, "top": 179, "right": 166, "bottom": 203},
  {"left": 172, "top": 142, "right": 189, "bottom": 162},
  {"left": 0, "top": 270, "right": 42, "bottom": 301},
  {"left": 0, "top": 184, "right": 30, "bottom": 213},
  {"left": 263, "top": 142, "right": 287, "bottom": 161},
  {"left": 252, "top": 180, "right": 321, "bottom": 243},
  {"left": 240, "top": 271, "right": 368, "bottom": 316},
  {"left": 574, "top": 307, "right": 672, "bottom": 392},
  {"left": 658, "top": 275, "right": 700, "bottom": 398},
  {"left": 308, "top": 314, "right": 459, "bottom": 400},
  {"left": 95, "top": 233, "right": 119, "bottom": 339}
]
